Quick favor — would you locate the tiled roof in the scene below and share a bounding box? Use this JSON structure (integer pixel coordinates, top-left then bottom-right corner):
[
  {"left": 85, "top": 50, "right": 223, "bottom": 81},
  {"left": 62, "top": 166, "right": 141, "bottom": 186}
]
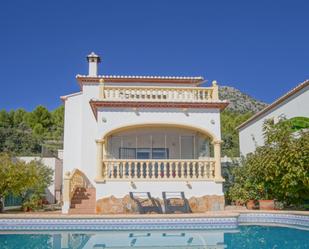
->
[
  {"left": 237, "top": 79, "right": 309, "bottom": 130},
  {"left": 76, "top": 74, "right": 204, "bottom": 80},
  {"left": 76, "top": 74, "right": 204, "bottom": 85}
]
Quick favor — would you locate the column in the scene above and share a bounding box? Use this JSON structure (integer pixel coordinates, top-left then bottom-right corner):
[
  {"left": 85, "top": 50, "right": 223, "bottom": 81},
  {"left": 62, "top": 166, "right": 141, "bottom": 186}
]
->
[
  {"left": 212, "top": 80, "right": 219, "bottom": 101},
  {"left": 212, "top": 140, "right": 224, "bottom": 182},
  {"left": 61, "top": 171, "right": 71, "bottom": 214},
  {"left": 95, "top": 139, "right": 104, "bottom": 182},
  {"left": 99, "top": 78, "right": 105, "bottom": 99}
]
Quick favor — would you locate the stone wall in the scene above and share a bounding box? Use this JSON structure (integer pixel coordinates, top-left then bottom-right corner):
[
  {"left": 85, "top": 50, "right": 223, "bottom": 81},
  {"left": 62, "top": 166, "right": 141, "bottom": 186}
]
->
[{"left": 96, "top": 195, "right": 225, "bottom": 214}]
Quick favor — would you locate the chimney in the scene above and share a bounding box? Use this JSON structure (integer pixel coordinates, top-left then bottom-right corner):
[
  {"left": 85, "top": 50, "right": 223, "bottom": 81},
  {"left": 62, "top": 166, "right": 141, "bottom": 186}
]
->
[{"left": 86, "top": 52, "right": 101, "bottom": 76}]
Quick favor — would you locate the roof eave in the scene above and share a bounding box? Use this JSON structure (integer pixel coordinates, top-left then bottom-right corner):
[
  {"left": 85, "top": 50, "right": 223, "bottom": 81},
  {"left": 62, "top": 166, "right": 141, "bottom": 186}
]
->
[
  {"left": 76, "top": 75, "right": 204, "bottom": 85},
  {"left": 237, "top": 79, "right": 309, "bottom": 130},
  {"left": 89, "top": 100, "right": 229, "bottom": 120}
]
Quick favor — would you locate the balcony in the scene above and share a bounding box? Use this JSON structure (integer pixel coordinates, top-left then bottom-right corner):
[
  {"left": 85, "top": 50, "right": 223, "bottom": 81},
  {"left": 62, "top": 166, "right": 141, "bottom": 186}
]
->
[
  {"left": 102, "top": 159, "right": 216, "bottom": 181},
  {"left": 100, "top": 85, "right": 217, "bottom": 103},
  {"left": 94, "top": 126, "right": 224, "bottom": 183},
  {"left": 88, "top": 81, "right": 228, "bottom": 119},
  {"left": 96, "top": 80, "right": 221, "bottom": 102}
]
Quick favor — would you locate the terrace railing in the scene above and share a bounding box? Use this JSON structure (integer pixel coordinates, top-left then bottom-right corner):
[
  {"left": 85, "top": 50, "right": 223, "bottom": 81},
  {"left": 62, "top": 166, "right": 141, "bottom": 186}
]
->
[
  {"left": 100, "top": 86, "right": 218, "bottom": 102},
  {"left": 101, "top": 159, "right": 216, "bottom": 181}
]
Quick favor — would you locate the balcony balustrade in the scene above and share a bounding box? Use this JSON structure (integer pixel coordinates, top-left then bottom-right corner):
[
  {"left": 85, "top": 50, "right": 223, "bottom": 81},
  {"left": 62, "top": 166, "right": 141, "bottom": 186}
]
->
[
  {"left": 100, "top": 86, "right": 217, "bottom": 102},
  {"left": 100, "top": 159, "right": 216, "bottom": 181}
]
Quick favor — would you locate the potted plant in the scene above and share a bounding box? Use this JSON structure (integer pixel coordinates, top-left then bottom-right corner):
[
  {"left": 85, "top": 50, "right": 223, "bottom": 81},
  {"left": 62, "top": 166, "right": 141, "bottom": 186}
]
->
[
  {"left": 245, "top": 183, "right": 259, "bottom": 210},
  {"left": 259, "top": 199, "right": 275, "bottom": 210},
  {"left": 228, "top": 183, "right": 249, "bottom": 207},
  {"left": 22, "top": 194, "right": 42, "bottom": 212},
  {"left": 257, "top": 185, "right": 275, "bottom": 210}
]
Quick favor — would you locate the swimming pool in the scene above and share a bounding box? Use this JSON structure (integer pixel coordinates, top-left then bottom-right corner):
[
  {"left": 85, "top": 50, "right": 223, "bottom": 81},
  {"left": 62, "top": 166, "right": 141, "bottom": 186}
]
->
[
  {"left": 0, "top": 213, "right": 308, "bottom": 248},
  {"left": 0, "top": 225, "right": 308, "bottom": 249}
]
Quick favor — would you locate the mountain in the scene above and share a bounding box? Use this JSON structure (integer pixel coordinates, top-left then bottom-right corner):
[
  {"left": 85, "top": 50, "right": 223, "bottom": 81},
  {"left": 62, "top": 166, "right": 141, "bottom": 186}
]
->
[{"left": 219, "top": 86, "right": 268, "bottom": 113}]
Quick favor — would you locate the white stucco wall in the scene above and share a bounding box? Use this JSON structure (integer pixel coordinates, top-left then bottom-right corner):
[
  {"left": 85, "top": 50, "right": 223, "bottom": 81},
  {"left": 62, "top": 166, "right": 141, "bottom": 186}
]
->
[
  {"left": 62, "top": 93, "right": 83, "bottom": 173},
  {"left": 239, "top": 84, "right": 309, "bottom": 156},
  {"left": 96, "top": 181, "right": 223, "bottom": 199},
  {"left": 62, "top": 81, "right": 224, "bottom": 200}
]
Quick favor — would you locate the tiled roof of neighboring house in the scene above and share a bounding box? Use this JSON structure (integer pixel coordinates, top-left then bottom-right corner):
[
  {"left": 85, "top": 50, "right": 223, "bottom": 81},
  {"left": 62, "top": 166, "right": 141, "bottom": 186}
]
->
[
  {"left": 237, "top": 79, "right": 309, "bottom": 130},
  {"left": 76, "top": 74, "right": 204, "bottom": 85}
]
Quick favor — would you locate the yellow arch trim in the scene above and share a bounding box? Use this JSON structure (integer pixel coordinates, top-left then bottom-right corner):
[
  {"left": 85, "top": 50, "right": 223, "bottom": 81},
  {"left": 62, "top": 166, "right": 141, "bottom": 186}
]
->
[{"left": 101, "top": 122, "right": 218, "bottom": 141}]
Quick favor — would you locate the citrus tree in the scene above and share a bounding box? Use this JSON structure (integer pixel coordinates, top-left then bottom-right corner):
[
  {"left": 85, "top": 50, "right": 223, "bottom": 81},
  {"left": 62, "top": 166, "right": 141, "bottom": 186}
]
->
[
  {"left": 228, "top": 118, "right": 309, "bottom": 206},
  {"left": 0, "top": 153, "right": 53, "bottom": 212}
]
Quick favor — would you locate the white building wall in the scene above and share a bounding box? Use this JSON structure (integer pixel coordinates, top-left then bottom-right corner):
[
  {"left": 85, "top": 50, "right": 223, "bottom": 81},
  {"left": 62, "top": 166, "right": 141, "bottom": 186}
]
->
[
  {"left": 80, "top": 85, "right": 99, "bottom": 179},
  {"left": 62, "top": 83, "right": 224, "bottom": 201},
  {"left": 96, "top": 181, "right": 223, "bottom": 199},
  {"left": 239, "top": 85, "right": 309, "bottom": 155},
  {"left": 97, "top": 108, "right": 221, "bottom": 140},
  {"left": 62, "top": 93, "right": 83, "bottom": 173}
]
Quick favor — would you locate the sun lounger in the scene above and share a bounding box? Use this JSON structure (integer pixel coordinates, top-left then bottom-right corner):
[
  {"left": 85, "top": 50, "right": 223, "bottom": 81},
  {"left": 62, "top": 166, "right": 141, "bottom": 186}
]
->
[
  {"left": 162, "top": 191, "right": 191, "bottom": 214},
  {"left": 129, "top": 192, "right": 163, "bottom": 214}
]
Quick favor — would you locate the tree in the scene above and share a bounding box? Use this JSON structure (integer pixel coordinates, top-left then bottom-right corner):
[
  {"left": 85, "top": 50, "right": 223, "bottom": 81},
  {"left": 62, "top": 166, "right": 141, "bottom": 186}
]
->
[
  {"left": 221, "top": 110, "right": 253, "bottom": 157},
  {"left": 0, "top": 110, "right": 12, "bottom": 128},
  {"left": 12, "top": 109, "right": 27, "bottom": 128},
  {"left": 0, "top": 126, "right": 41, "bottom": 155},
  {"left": 227, "top": 119, "right": 309, "bottom": 206},
  {"left": 0, "top": 106, "right": 64, "bottom": 156},
  {"left": 24, "top": 105, "right": 53, "bottom": 136},
  {"left": 0, "top": 153, "right": 53, "bottom": 212}
]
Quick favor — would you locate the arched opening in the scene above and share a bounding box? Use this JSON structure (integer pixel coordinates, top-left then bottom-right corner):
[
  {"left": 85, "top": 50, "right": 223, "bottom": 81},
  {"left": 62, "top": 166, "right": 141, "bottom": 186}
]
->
[
  {"left": 95, "top": 124, "right": 223, "bottom": 182},
  {"left": 104, "top": 125, "right": 215, "bottom": 160}
]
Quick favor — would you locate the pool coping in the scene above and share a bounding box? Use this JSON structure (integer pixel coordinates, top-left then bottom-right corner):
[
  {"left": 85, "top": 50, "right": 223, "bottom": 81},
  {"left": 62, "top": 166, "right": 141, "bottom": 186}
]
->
[
  {"left": 0, "top": 210, "right": 308, "bottom": 219},
  {"left": 0, "top": 210, "right": 308, "bottom": 231}
]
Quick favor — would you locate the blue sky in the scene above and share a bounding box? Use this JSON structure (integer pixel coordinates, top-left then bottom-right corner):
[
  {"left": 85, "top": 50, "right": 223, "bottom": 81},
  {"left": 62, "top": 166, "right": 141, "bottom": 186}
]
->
[{"left": 1, "top": 0, "right": 308, "bottom": 111}]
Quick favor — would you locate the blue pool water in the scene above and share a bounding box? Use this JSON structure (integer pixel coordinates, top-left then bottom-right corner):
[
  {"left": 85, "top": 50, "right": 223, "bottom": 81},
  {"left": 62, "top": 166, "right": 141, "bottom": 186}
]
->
[{"left": 0, "top": 225, "right": 308, "bottom": 249}]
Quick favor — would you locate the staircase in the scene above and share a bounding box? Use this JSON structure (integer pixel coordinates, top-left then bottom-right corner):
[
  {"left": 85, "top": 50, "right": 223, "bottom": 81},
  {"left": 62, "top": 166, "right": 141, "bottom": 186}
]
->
[{"left": 69, "top": 187, "right": 96, "bottom": 214}]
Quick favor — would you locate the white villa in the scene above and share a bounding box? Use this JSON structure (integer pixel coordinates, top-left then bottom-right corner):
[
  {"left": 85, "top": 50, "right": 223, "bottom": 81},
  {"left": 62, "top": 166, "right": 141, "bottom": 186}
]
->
[
  {"left": 61, "top": 52, "right": 228, "bottom": 214},
  {"left": 238, "top": 80, "right": 309, "bottom": 156}
]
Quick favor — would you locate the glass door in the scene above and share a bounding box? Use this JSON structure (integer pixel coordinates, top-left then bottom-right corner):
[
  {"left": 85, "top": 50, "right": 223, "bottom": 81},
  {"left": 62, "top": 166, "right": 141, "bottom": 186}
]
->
[{"left": 136, "top": 148, "right": 151, "bottom": 159}]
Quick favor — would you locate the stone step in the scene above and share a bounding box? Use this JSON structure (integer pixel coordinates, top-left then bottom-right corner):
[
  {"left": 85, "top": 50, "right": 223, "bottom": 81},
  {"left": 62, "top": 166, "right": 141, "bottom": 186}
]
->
[
  {"left": 75, "top": 187, "right": 95, "bottom": 192},
  {"left": 70, "top": 202, "right": 95, "bottom": 209},
  {"left": 71, "top": 193, "right": 93, "bottom": 198},
  {"left": 69, "top": 208, "right": 96, "bottom": 214},
  {"left": 73, "top": 189, "right": 93, "bottom": 193},
  {"left": 71, "top": 199, "right": 94, "bottom": 204},
  {"left": 72, "top": 195, "right": 91, "bottom": 200},
  {"left": 71, "top": 197, "right": 95, "bottom": 203},
  {"left": 72, "top": 192, "right": 93, "bottom": 196},
  {"left": 69, "top": 187, "right": 96, "bottom": 214},
  {"left": 73, "top": 190, "right": 95, "bottom": 195}
]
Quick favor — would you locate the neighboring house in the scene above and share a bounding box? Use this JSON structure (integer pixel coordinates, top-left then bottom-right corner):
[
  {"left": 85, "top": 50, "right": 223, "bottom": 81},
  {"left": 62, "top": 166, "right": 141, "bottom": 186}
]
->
[
  {"left": 237, "top": 80, "right": 309, "bottom": 156},
  {"left": 61, "top": 52, "right": 228, "bottom": 214}
]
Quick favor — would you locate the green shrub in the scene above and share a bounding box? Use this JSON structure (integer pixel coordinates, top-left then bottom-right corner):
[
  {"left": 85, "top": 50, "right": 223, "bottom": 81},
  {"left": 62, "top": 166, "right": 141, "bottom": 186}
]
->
[{"left": 227, "top": 119, "right": 309, "bottom": 207}]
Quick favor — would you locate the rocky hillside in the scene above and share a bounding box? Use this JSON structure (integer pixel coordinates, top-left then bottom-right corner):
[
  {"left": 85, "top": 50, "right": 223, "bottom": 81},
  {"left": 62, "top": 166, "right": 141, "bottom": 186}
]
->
[{"left": 219, "top": 86, "right": 268, "bottom": 113}]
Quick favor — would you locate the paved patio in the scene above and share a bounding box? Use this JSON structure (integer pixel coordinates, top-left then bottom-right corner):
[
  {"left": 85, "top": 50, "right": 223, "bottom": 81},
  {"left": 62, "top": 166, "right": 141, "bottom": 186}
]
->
[{"left": 0, "top": 209, "right": 308, "bottom": 219}]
